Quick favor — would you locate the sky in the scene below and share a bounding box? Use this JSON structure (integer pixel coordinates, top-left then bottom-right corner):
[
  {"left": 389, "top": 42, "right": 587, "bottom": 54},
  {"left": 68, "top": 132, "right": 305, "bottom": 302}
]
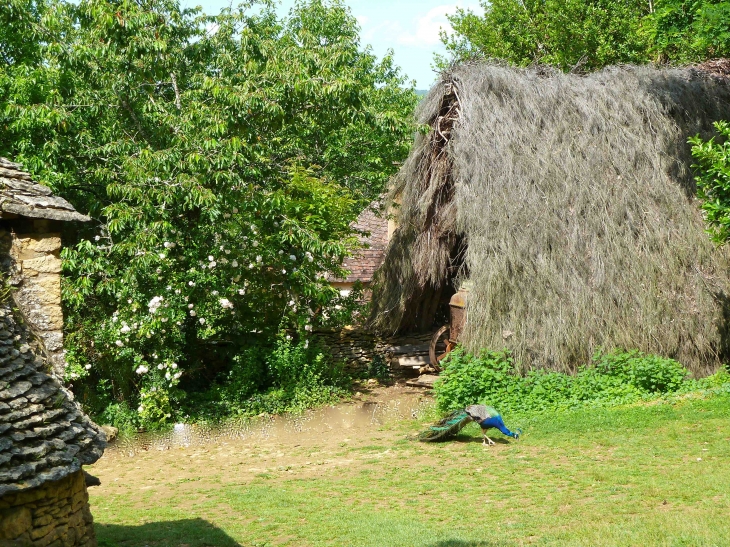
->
[{"left": 182, "top": 0, "right": 483, "bottom": 89}]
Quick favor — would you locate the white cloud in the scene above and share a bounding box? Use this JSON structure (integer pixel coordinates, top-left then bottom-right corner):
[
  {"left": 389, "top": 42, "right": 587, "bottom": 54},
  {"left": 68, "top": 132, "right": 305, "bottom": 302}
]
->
[
  {"left": 395, "top": 2, "right": 483, "bottom": 48},
  {"left": 356, "top": 14, "right": 369, "bottom": 27},
  {"left": 398, "top": 4, "right": 458, "bottom": 46}
]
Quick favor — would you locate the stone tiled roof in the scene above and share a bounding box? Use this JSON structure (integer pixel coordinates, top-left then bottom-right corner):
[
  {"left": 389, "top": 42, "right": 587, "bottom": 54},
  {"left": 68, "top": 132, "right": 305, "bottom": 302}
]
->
[
  {"left": 0, "top": 158, "right": 90, "bottom": 223},
  {"left": 696, "top": 58, "right": 730, "bottom": 79},
  {"left": 336, "top": 203, "right": 388, "bottom": 284},
  {"left": 0, "top": 302, "right": 105, "bottom": 496}
]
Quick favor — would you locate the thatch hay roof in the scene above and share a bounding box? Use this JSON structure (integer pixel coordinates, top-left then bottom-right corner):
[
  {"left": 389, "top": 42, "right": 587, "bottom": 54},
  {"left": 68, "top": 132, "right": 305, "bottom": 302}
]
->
[{"left": 370, "top": 62, "right": 730, "bottom": 374}]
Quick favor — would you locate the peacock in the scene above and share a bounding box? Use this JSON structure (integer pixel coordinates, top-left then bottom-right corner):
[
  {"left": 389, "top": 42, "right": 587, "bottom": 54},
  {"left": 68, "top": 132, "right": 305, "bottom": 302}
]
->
[{"left": 419, "top": 405, "right": 521, "bottom": 445}]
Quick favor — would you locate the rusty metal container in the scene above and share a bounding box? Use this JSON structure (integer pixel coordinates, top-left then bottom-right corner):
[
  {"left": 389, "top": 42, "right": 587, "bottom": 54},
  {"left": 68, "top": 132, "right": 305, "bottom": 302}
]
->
[{"left": 448, "top": 282, "right": 471, "bottom": 343}]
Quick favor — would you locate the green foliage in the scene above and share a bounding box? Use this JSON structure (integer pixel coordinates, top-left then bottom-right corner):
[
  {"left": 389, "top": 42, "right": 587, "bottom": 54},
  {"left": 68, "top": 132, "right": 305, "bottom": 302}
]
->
[
  {"left": 433, "top": 347, "right": 722, "bottom": 414},
  {"left": 187, "top": 335, "right": 348, "bottom": 420},
  {"left": 647, "top": 0, "right": 730, "bottom": 62},
  {"left": 691, "top": 121, "right": 730, "bottom": 245},
  {"left": 439, "top": 0, "right": 651, "bottom": 72},
  {"left": 0, "top": 0, "right": 416, "bottom": 427},
  {"left": 439, "top": 0, "right": 729, "bottom": 71}
]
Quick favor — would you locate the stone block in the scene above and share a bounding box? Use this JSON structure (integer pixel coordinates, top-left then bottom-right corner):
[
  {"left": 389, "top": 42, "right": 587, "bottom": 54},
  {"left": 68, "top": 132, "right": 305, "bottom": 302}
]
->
[
  {"left": 26, "top": 236, "right": 62, "bottom": 254},
  {"left": 0, "top": 506, "right": 32, "bottom": 539},
  {"left": 21, "top": 256, "right": 62, "bottom": 275}
]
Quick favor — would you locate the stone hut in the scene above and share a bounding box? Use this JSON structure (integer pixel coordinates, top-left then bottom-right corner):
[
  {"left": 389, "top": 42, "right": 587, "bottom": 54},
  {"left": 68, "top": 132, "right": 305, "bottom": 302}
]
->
[
  {"left": 0, "top": 158, "right": 106, "bottom": 546},
  {"left": 0, "top": 157, "right": 90, "bottom": 378}
]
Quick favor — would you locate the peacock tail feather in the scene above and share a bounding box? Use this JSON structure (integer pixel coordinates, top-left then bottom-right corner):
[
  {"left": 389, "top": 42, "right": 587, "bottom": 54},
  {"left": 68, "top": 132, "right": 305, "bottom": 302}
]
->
[{"left": 418, "top": 409, "right": 473, "bottom": 442}]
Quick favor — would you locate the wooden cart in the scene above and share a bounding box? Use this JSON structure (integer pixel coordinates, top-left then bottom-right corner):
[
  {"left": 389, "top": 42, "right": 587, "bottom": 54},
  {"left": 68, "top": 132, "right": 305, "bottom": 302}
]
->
[{"left": 429, "top": 283, "right": 470, "bottom": 369}]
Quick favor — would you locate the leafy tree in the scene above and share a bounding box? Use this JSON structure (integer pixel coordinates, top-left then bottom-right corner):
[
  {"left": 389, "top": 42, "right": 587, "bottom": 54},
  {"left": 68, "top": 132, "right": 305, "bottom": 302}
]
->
[
  {"left": 646, "top": 0, "right": 730, "bottom": 62},
  {"left": 439, "top": 0, "right": 730, "bottom": 71},
  {"left": 439, "top": 0, "right": 651, "bottom": 72},
  {"left": 691, "top": 122, "right": 730, "bottom": 245},
  {"left": 0, "top": 0, "right": 417, "bottom": 426}
]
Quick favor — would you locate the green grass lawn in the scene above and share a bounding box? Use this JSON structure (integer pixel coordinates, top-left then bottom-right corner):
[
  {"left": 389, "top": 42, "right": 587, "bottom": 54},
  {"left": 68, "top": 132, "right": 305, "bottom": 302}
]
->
[{"left": 91, "top": 393, "right": 730, "bottom": 547}]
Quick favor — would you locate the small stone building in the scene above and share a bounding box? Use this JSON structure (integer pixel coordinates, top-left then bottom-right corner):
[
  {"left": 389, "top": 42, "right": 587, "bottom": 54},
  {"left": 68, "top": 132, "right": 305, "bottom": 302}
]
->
[
  {"left": 330, "top": 203, "right": 390, "bottom": 297},
  {"left": 0, "top": 157, "right": 90, "bottom": 378},
  {"left": 0, "top": 158, "right": 106, "bottom": 546}
]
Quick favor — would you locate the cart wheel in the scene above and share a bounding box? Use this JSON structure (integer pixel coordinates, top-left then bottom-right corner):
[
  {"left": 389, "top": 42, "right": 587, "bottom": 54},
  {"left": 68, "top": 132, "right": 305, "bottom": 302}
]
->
[{"left": 430, "top": 325, "right": 455, "bottom": 370}]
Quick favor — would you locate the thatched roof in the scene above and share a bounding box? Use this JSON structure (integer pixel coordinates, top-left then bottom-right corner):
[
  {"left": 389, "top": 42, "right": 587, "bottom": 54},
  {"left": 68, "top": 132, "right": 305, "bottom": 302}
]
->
[
  {"left": 370, "top": 61, "right": 730, "bottom": 374},
  {"left": 0, "top": 158, "right": 90, "bottom": 223},
  {"left": 0, "top": 301, "right": 105, "bottom": 496}
]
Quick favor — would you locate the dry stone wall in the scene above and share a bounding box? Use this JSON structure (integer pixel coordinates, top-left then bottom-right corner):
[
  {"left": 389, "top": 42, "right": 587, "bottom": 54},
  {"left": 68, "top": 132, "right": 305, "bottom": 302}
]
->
[
  {"left": 314, "top": 327, "right": 432, "bottom": 374},
  {"left": 0, "top": 470, "right": 96, "bottom": 547}
]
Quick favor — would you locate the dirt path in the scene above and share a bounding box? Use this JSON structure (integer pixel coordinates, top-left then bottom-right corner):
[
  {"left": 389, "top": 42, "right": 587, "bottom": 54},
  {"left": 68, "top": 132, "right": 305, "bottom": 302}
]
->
[{"left": 89, "top": 385, "right": 442, "bottom": 495}]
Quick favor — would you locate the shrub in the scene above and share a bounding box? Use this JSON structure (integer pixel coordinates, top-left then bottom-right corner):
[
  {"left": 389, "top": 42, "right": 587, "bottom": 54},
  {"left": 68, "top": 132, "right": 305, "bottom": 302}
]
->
[
  {"left": 435, "top": 347, "right": 707, "bottom": 415},
  {"left": 183, "top": 334, "right": 349, "bottom": 421}
]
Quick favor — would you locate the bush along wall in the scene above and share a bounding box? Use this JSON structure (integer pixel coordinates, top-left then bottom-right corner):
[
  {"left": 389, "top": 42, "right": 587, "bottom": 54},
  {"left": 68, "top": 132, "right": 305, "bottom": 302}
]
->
[{"left": 434, "top": 348, "right": 730, "bottom": 415}]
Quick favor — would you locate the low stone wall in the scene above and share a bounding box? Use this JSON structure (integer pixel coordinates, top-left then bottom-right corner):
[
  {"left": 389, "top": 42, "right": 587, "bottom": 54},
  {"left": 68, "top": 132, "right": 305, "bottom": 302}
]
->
[
  {"left": 0, "top": 470, "right": 96, "bottom": 547},
  {"left": 314, "top": 327, "right": 433, "bottom": 374}
]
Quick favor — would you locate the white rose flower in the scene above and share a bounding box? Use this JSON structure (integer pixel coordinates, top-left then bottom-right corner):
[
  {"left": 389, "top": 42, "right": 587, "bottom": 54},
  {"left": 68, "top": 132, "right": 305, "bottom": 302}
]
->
[
  {"left": 159, "top": 253, "right": 166, "bottom": 259},
  {"left": 232, "top": 260, "right": 239, "bottom": 268},
  {"left": 94, "top": 235, "right": 100, "bottom": 241},
  {"left": 232, "top": 208, "right": 238, "bottom": 214},
  {"left": 85, "top": 364, "right": 92, "bottom": 370},
  {"left": 172, "top": 363, "right": 178, "bottom": 369},
  {"left": 289, "top": 255, "right": 296, "bottom": 261},
  {"left": 208, "top": 255, "right": 215, "bottom": 261},
  {"left": 188, "top": 304, "right": 194, "bottom": 309},
  {"left": 199, "top": 318, "right": 206, "bottom": 325},
  {"left": 189, "top": 310, "right": 197, "bottom": 316},
  {"left": 115, "top": 340, "right": 124, "bottom": 347},
  {"left": 208, "top": 261, "right": 216, "bottom": 269},
  {"left": 188, "top": 281, "right": 195, "bottom": 286}
]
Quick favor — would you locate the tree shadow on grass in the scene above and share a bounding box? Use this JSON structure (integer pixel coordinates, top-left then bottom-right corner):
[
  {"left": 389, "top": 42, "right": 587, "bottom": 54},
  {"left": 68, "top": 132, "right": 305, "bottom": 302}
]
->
[{"left": 96, "top": 518, "right": 241, "bottom": 547}]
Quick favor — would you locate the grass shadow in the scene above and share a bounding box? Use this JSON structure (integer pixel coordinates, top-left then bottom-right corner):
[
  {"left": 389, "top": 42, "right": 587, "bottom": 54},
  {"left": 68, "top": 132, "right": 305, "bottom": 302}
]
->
[
  {"left": 96, "top": 518, "right": 240, "bottom": 547},
  {"left": 430, "top": 541, "right": 514, "bottom": 547},
  {"left": 452, "top": 435, "right": 512, "bottom": 445}
]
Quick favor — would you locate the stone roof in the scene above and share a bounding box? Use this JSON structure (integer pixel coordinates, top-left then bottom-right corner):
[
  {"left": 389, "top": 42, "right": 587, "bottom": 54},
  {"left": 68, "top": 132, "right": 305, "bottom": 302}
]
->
[
  {"left": 0, "top": 302, "right": 105, "bottom": 496},
  {"left": 695, "top": 58, "right": 730, "bottom": 81},
  {"left": 0, "top": 158, "right": 90, "bottom": 223},
  {"left": 336, "top": 204, "right": 389, "bottom": 284}
]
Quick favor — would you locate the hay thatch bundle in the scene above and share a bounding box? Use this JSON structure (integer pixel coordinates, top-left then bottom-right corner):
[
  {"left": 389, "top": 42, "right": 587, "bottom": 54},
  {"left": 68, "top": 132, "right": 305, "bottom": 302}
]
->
[{"left": 370, "top": 62, "right": 730, "bottom": 374}]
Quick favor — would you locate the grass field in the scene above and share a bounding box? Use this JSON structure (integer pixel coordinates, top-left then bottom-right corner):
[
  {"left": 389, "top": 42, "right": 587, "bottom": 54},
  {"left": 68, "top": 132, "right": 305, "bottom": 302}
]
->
[{"left": 89, "top": 388, "right": 730, "bottom": 547}]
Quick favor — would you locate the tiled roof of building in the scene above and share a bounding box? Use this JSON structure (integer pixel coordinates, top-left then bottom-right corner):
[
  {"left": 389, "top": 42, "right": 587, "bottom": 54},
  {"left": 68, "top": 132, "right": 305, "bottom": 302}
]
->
[
  {"left": 337, "top": 203, "right": 388, "bottom": 284},
  {"left": 0, "top": 302, "right": 105, "bottom": 496},
  {"left": 0, "top": 158, "right": 90, "bottom": 223}
]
